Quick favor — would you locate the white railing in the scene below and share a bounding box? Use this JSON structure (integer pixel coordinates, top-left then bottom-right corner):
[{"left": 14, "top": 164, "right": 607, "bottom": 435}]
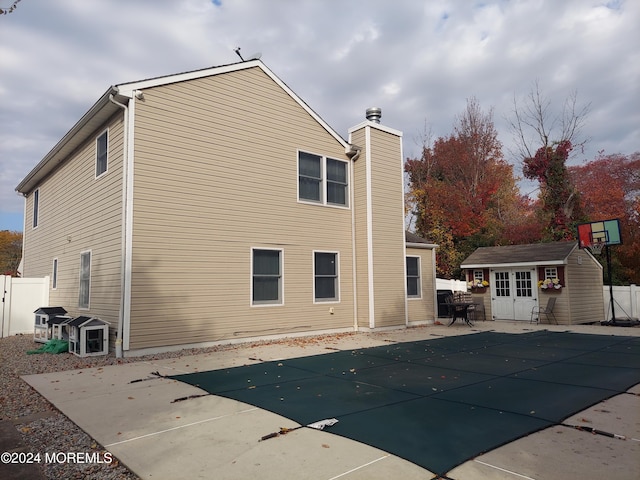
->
[
  {"left": 436, "top": 278, "right": 467, "bottom": 292},
  {"left": 604, "top": 284, "right": 639, "bottom": 320}
]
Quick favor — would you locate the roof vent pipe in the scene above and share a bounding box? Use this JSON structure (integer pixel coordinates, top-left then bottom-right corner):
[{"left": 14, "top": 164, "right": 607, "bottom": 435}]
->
[{"left": 365, "top": 107, "right": 382, "bottom": 123}]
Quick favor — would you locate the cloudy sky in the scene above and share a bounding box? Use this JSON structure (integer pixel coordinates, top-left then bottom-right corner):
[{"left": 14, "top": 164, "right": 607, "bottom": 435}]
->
[{"left": 1, "top": 0, "right": 638, "bottom": 232}]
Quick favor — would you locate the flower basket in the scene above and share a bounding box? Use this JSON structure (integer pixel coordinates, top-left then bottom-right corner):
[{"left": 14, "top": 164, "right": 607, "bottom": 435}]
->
[
  {"left": 468, "top": 280, "right": 489, "bottom": 293},
  {"left": 538, "top": 278, "right": 562, "bottom": 291}
]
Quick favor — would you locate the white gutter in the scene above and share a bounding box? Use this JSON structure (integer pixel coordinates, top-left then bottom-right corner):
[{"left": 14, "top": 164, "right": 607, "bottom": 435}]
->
[
  {"left": 347, "top": 144, "right": 361, "bottom": 332},
  {"left": 108, "top": 92, "right": 133, "bottom": 358}
]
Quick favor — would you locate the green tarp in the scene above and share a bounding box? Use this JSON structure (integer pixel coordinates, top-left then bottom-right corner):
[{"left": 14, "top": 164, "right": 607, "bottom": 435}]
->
[{"left": 27, "top": 338, "right": 69, "bottom": 354}]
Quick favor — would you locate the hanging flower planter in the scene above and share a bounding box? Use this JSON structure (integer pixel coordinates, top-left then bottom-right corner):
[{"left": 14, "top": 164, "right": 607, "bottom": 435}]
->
[
  {"left": 468, "top": 280, "right": 489, "bottom": 293},
  {"left": 538, "top": 278, "right": 562, "bottom": 291}
]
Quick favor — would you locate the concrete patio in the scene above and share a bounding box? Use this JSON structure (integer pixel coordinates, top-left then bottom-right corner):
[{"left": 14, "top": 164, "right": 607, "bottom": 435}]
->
[{"left": 21, "top": 321, "right": 640, "bottom": 479}]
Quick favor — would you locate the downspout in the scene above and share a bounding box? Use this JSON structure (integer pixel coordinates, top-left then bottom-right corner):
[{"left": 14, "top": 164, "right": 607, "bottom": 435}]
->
[
  {"left": 347, "top": 145, "right": 361, "bottom": 332},
  {"left": 109, "top": 93, "right": 128, "bottom": 358}
]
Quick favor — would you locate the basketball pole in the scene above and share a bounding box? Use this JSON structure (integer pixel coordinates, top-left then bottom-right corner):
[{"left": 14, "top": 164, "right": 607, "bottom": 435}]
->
[{"left": 605, "top": 244, "right": 616, "bottom": 323}]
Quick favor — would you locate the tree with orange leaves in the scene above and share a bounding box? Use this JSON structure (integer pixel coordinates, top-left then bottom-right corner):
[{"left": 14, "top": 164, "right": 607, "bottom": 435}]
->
[
  {"left": 570, "top": 152, "right": 640, "bottom": 284},
  {"left": 0, "top": 230, "right": 22, "bottom": 276},
  {"left": 406, "top": 98, "right": 525, "bottom": 277}
]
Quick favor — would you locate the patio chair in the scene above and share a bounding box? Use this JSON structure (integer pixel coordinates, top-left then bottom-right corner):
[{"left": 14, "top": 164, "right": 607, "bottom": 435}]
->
[
  {"left": 468, "top": 301, "right": 486, "bottom": 322},
  {"left": 530, "top": 297, "right": 557, "bottom": 324}
]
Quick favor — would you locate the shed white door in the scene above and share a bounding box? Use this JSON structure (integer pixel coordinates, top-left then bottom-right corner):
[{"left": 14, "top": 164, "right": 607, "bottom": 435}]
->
[{"left": 491, "top": 268, "right": 538, "bottom": 320}]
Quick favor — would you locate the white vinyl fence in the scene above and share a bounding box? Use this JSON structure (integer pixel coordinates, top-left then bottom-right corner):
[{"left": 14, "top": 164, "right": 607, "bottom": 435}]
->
[
  {"left": 1, "top": 275, "right": 49, "bottom": 337},
  {"left": 604, "top": 284, "right": 639, "bottom": 320},
  {"left": 0, "top": 276, "right": 636, "bottom": 337}
]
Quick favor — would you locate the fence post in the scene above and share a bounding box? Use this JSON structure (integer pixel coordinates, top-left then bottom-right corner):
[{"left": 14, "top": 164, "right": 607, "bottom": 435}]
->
[{"left": 632, "top": 284, "right": 638, "bottom": 320}]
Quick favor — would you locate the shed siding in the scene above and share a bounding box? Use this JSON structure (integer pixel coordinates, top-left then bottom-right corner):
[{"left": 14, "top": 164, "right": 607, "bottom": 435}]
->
[
  {"left": 566, "top": 249, "right": 605, "bottom": 323},
  {"left": 406, "top": 247, "right": 436, "bottom": 323},
  {"left": 22, "top": 114, "right": 124, "bottom": 327},
  {"left": 128, "top": 67, "right": 354, "bottom": 349}
]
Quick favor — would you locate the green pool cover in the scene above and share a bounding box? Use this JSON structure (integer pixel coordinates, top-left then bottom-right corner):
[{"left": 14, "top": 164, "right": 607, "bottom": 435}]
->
[{"left": 170, "top": 331, "right": 640, "bottom": 477}]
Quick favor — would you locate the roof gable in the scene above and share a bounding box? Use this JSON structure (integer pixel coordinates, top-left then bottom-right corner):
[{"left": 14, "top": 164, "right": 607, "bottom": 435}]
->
[
  {"left": 461, "top": 241, "right": 579, "bottom": 268},
  {"left": 16, "top": 60, "right": 348, "bottom": 194}
]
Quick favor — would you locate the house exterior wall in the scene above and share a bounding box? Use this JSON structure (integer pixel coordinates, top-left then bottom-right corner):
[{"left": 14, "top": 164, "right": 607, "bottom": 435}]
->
[
  {"left": 127, "top": 67, "right": 355, "bottom": 350},
  {"left": 21, "top": 114, "right": 124, "bottom": 328},
  {"left": 406, "top": 246, "right": 436, "bottom": 323},
  {"left": 349, "top": 123, "right": 406, "bottom": 330}
]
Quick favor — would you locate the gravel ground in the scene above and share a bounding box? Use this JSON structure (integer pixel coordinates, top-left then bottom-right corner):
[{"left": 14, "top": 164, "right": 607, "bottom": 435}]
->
[{"left": 0, "top": 332, "right": 355, "bottom": 480}]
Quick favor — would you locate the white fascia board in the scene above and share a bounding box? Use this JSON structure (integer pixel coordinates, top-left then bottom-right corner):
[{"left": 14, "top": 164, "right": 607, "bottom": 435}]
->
[
  {"left": 348, "top": 120, "right": 402, "bottom": 138},
  {"left": 116, "top": 60, "right": 349, "bottom": 149},
  {"left": 463, "top": 260, "right": 567, "bottom": 269}
]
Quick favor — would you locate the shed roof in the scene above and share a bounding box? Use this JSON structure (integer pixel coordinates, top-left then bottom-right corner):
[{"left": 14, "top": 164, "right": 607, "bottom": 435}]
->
[
  {"left": 405, "top": 231, "right": 437, "bottom": 248},
  {"left": 461, "top": 241, "right": 579, "bottom": 268}
]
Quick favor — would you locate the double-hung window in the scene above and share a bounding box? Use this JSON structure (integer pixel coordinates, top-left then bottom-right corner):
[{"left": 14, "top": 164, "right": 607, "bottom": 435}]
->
[
  {"left": 252, "top": 248, "right": 283, "bottom": 305},
  {"left": 406, "top": 256, "right": 421, "bottom": 298},
  {"left": 544, "top": 267, "right": 558, "bottom": 280},
  {"left": 79, "top": 251, "right": 91, "bottom": 308},
  {"left": 314, "top": 252, "right": 339, "bottom": 302},
  {"left": 52, "top": 258, "right": 58, "bottom": 290},
  {"left": 96, "top": 130, "right": 108, "bottom": 177},
  {"left": 298, "top": 152, "right": 348, "bottom": 207},
  {"left": 32, "top": 189, "right": 40, "bottom": 228}
]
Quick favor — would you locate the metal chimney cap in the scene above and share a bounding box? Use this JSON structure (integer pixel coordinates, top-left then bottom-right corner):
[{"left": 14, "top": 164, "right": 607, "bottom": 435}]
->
[{"left": 366, "top": 107, "right": 382, "bottom": 123}]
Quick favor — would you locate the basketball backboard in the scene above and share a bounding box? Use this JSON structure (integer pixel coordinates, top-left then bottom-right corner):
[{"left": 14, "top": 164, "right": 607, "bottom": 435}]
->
[{"left": 577, "top": 218, "right": 622, "bottom": 250}]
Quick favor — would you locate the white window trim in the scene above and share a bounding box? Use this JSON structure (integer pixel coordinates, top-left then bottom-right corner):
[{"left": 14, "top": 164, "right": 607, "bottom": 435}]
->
[
  {"left": 544, "top": 267, "right": 558, "bottom": 280},
  {"left": 32, "top": 188, "right": 39, "bottom": 229},
  {"left": 297, "top": 150, "right": 349, "bottom": 209},
  {"left": 95, "top": 128, "right": 109, "bottom": 179},
  {"left": 473, "top": 270, "right": 484, "bottom": 282},
  {"left": 79, "top": 250, "right": 91, "bottom": 310},
  {"left": 313, "top": 250, "right": 340, "bottom": 304},
  {"left": 52, "top": 258, "right": 58, "bottom": 290},
  {"left": 406, "top": 255, "right": 422, "bottom": 300},
  {"left": 250, "top": 247, "right": 284, "bottom": 307}
]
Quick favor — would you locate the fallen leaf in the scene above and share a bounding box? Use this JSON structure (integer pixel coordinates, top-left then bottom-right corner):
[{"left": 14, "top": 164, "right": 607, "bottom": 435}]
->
[
  {"left": 127, "top": 396, "right": 134, "bottom": 400},
  {"left": 322, "top": 444, "right": 330, "bottom": 448}
]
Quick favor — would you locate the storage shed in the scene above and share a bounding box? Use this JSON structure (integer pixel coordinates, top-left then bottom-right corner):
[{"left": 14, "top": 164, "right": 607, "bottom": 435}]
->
[{"left": 460, "top": 241, "right": 604, "bottom": 324}]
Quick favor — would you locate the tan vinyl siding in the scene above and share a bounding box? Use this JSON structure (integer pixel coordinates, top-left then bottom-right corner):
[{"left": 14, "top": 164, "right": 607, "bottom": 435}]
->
[
  {"left": 22, "top": 114, "right": 124, "bottom": 327},
  {"left": 128, "top": 67, "right": 354, "bottom": 349},
  {"left": 566, "top": 249, "right": 605, "bottom": 323},
  {"left": 368, "top": 127, "right": 406, "bottom": 327},
  {"left": 350, "top": 128, "right": 370, "bottom": 327},
  {"left": 406, "top": 247, "right": 436, "bottom": 323}
]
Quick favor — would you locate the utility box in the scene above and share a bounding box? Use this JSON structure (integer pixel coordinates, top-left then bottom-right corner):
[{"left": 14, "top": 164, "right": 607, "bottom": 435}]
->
[
  {"left": 64, "top": 316, "right": 110, "bottom": 357},
  {"left": 33, "top": 307, "right": 68, "bottom": 343}
]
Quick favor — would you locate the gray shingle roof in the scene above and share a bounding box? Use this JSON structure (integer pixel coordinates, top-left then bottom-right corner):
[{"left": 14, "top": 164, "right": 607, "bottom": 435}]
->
[
  {"left": 461, "top": 241, "right": 578, "bottom": 267},
  {"left": 405, "top": 231, "right": 433, "bottom": 245}
]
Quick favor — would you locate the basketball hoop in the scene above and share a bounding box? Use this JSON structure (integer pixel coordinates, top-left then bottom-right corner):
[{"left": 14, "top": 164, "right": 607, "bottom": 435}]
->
[{"left": 587, "top": 240, "right": 604, "bottom": 255}]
